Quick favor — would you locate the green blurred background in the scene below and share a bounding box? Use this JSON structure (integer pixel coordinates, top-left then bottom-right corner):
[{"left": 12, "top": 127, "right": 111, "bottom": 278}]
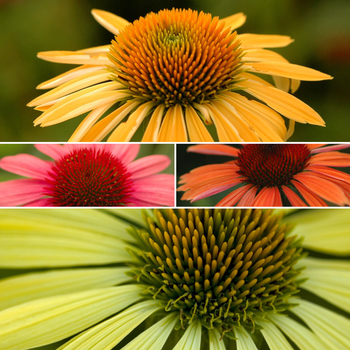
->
[{"left": 0, "top": 0, "right": 349, "bottom": 142}]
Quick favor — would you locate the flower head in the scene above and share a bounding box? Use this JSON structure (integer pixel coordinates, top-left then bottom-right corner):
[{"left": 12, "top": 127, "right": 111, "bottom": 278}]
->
[
  {"left": 28, "top": 8, "right": 332, "bottom": 142},
  {"left": 0, "top": 208, "right": 349, "bottom": 350},
  {"left": 178, "top": 144, "right": 350, "bottom": 206},
  {"left": 0, "top": 144, "right": 174, "bottom": 207}
]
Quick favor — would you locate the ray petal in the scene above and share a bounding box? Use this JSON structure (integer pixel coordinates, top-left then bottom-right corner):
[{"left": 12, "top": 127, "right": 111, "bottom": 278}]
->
[
  {"left": 91, "top": 9, "right": 130, "bottom": 36},
  {"left": 238, "top": 34, "right": 294, "bottom": 48}
]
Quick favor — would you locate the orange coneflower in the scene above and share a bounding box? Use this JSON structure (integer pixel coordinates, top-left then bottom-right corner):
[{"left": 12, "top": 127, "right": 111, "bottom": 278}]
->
[
  {"left": 178, "top": 144, "right": 350, "bottom": 206},
  {"left": 28, "top": 9, "right": 331, "bottom": 142}
]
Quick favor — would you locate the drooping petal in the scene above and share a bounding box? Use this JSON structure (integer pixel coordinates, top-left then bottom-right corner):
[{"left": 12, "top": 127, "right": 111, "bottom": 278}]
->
[
  {"left": 238, "top": 34, "right": 294, "bottom": 48},
  {"left": 208, "top": 329, "right": 226, "bottom": 350},
  {"left": 252, "top": 187, "right": 281, "bottom": 207},
  {"left": 216, "top": 184, "right": 253, "bottom": 207},
  {"left": 158, "top": 105, "right": 188, "bottom": 142},
  {"left": 0, "top": 154, "right": 52, "bottom": 179},
  {"left": 291, "top": 299, "right": 350, "bottom": 350},
  {"left": 268, "top": 314, "right": 328, "bottom": 350},
  {"left": 142, "top": 104, "right": 166, "bottom": 142},
  {"left": 234, "top": 326, "right": 258, "bottom": 350},
  {"left": 291, "top": 180, "right": 327, "bottom": 207},
  {"left": 237, "top": 186, "right": 258, "bottom": 206},
  {"left": 285, "top": 210, "right": 350, "bottom": 255},
  {"left": 0, "top": 286, "right": 143, "bottom": 350},
  {"left": 121, "top": 313, "right": 177, "bottom": 350},
  {"left": 281, "top": 186, "right": 307, "bottom": 206},
  {"left": 237, "top": 79, "right": 325, "bottom": 125},
  {"left": 293, "top": 172, "right": 348, "bottom": 205},
  {"left": 185, "top": 105, "right": 214, "bottom": 142},
  {"left": 187, "top": 144, "right": 240, "bottom": 157},
  {"left": 0, "top": 210, "right": 133, "bottom": 268},
  {"left": 298, "top": 257, "right": 350, "bottom": 313},
  {"left": 173, "top": 320, "right": 202, "bottom": 350},
  {"left": 0, "top": 267, "right": 131, "bottom": 311},
  {"left": 58, "top": 300, "right": 161, "bottom": 350},
  {"left": 219, "top": 12, "right": 246, "bottom": 31},
  {"left": 258, "top": 318, "right": 294, "bottom": 350},
  {"left": 128, "top": 155, "right": 171, "bottom": 179},
  {"left": 91, "top": 9, "right": 130, "bottom": 35},
  {"left": 0, "top": 179, "right": 47, "bottom": 207}
]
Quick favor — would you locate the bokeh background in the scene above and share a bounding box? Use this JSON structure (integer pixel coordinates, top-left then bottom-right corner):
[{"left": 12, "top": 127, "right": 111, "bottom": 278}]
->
[
  {"left": 177, "top": 143, "right": 350, "bottom": 206},
  {"left": 1, "top": 0, "right": 350, "bottom": 142}
]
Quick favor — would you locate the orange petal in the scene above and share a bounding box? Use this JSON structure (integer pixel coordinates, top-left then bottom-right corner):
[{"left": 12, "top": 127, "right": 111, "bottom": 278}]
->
[
  {"left": 281, "top": 186, "right": 307, "bottom": 206},
  {"left": 306, "top": 166, "right": 350, "bottom": 183},
  {"left": 185, "top": 106, "right": 214, "bottom": 142},
  {"left": 91, "top": 9, "right": 129, "bottom": 35},
  {"left": 293, "top": 173, "right": 348, "bottom": 205},
  {"left": 37, "top": 51, "right": 111, "bottom": 66},
  {"left": 158, "top": 105, "right": 188, "bottom": 142},
  {"left": 309, "top": 152, "right": 350, "bottom": 167},
  {"left": 291, "top": 180, "right": 327, "bottom": 207},
  {"left": 252, "top": 187, "right": 280, "bottom": 207},
  {"left": 219, "top": 12, "right": 247, "bottom": 31},
  {"left": 216, "top": 184, "right": 253, "bottom": 207},
  {"left": 237, "top": 186, "right": 258, "bottom": 206},
  {"left": 187, "top": 144, "right": 240, "bottom": 157},
  {"left": 238, "top": 34, "right": 294, "bottom": 48}
]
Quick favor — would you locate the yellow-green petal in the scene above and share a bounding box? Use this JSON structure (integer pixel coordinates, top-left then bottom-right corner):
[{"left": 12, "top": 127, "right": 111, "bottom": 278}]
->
[
  {"left": 269, "top": 314, "right": 329, "bottom": 350},
  {"left": 121, "top": 312, "right": 177, "bottom": 350},
  {"left": 0, "top": 267, "right": 131, "bottom": 311},
  {"left": 234, "top": 327, "right": 258, "bottom": 350},
  {"left": 291, "top": 299, "right": 350, "bottom": 349},
  {"left": 0, "top": 285, "right": 144, "bottom": 350},
  {"left": 173, "top": 320, "right": 202, "bottom": 350},
  {"left": 298, "top": 257, "right": 350, "bottom": 313},
  {"left": 209, "top": 329, "right": 226, "bottom": 350},
  {"left": 286, "top": 210, "right": 350, "bottom": 255},
  {"left": 58, "top": 300, "right": 162, "bottom": 350},
  {"left": 257, "top": 319, "right": 294, "bottom": 350}
]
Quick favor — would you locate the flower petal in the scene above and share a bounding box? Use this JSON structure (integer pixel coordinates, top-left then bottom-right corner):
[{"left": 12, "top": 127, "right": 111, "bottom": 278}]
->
[
  {"left": 268, "top": 314, "right": 328, "bottom": 350},
  {"left": 252, "top": 187, "right": 281, "bottom": 207},
  {"left": 309, "top": 152, "right": 350, "bottom": 167},
  {"left": 257, "top": 318, "right": 294, "bottom": 350},
  {"left": 58, "top": 300, "right": 161, "bottom": 350},
  {"left": 0, "top": 286, "right": 143, "bottom": 350},
  {"left": 142, "top": 104, "right": 165, "bottom": 142},
  {"left": 185, "top": 105, "right": 214, "bottom": 142},
  {"left": 121, "top": 313, "right": 177, "bottom": 350},
  {"left": 299, "top": 257, "right": 350, "bottom": 313},
  {"left": 281, "top": 186, "right": 307, "bottom": 206},
  {"left": 234, "top": 326, "right": 258, "bottom": 350},
  {"left": 219, "top": 12, "right": 246, "bottom": 31},
  {"left": 216, "top": 184, "right": 254, "bottom": 207},
  {"left": 0, "top": 267, "right": 131, "bottom": 311},
  {"left": 187, "top": 144, "right": 240, "bottom": 157},
  {"left": 173, "top": 320, "right": 202, "bottom": 350},
  {"left": 238, "top": 34, "right": 294, "bottom": 48},
  {"left": 0, "top": 179, "right": 47, "bottom": 207},
  {"left": 285, "top": 210, "right": 350, "bottom": 255},
  {"left": 0, "top": 154, "right": 52, "bottom": 179},
  {"left": 158, "top": 105, "right": 188, "bottom": 142},
  {"left": 291, "top": 299, "right": 350, "bottom": 350},
  {"left": 91, "top": 9, "right": 129, "bottom": 35},
  {"left": 238, "top": 79, "right": 325, "bottom": 125},
  {"left": 128, "top": 155, "right": 171, "bottom": 179},
  {"left": 209, "top": 329, "right": 226, "bottom": 350},
  {"left": 0, "top": 210, "right": 133, "bottom": 267}
]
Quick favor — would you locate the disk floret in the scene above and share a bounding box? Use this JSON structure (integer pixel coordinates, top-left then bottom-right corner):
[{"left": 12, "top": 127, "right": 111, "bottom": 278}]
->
[
  {"left": 127, "top": 209, "right": 304, "bottom": 336},
  {"left": 108, "top": 9, "right": 243, "bottom": 107},
  {"left": 237, "top": 145, "right": 311, "bottom": 188},
  {"left": 44, "top": 148, "right": 133, "bottom": 206}
]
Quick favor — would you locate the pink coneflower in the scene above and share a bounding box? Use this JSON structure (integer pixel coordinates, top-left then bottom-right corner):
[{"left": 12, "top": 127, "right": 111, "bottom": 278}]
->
[
  {"left": 178, "top": 144, "right": 350, "bottom": 207},
  {"left": 0, "top": 144, "right": 174, "bottom": 207}
]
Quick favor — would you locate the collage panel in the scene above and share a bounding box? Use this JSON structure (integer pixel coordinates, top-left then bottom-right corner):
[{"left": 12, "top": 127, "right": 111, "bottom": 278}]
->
[
  {"left": 177, "top": 143, "right": 350, "bottom": 207},
  {"left": 1, "top": 0, "right": 350, "bottom": 349},
  {"left": 0, "top": 143, "right": 175, "bottom": 207},
  {"left": 0, "top": 208, "right": 350, "bottom": 350}
]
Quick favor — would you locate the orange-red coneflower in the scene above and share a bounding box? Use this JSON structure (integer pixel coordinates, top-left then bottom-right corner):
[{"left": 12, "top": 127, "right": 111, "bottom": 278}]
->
[
  {"left": 178, "top": 144, "right": 350, "bottom": 206},
  {"left": 29, "top": 8, "right": 332, "bottom": 142}
]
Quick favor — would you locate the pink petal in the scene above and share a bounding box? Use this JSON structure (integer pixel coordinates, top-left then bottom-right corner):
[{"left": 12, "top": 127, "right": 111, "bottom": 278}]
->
[
  {"left": 281, "top": 186, "right": 307, "bottom": 206},
  {"left": 0, "top": 179, "right": 47, "bottom": 206},
  {"left": 216, "top": 184, "right": 253, "bottom": 206},
  {"left": 23, "top": 197, "right": 53, "bottom": 207},
  {"left": 131, "top": 174, "right": 174, "bottom": 206},
  {"left": 0, "top": 154, "right": 53, "bottom": 179},
  {"left": 128, "top": 155, "right": 171, "bottom": 179},
  {"left": 187, "top": 144, "right": 240, "bottom": 157},
  {"left": 34, "top": 144, "right": 66, "bottom": 160},
  {"left": 110, "top": 144, "right": 140, "bottom": 164}
]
